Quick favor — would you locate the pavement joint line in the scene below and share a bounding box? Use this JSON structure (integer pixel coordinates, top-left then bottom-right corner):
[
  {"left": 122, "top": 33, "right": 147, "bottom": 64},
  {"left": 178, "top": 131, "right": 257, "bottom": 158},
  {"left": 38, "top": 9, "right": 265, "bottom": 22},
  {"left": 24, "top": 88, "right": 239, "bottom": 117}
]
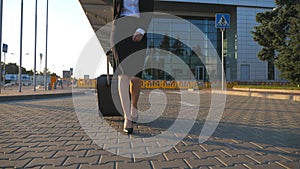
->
[
  {"left": 220, "top": 150, "right": 232, "bottom": 157},
  {"left": 275, "top": 161, "right": 290, "bottom": 169},
  {"left": 173, "top": 146, "right": 180, "bottom": 153},
  {"left": 99, "top": 155, "right": 104, "bottom": 165},
  {"left": 249, "top": 142, "right": 264, "bottom": 149},
  {"left": 192, "top": 151, "right": 201, "bottom": 159},
  {"left": 23, "top": 158, "right": 35, "bottom": 168},
  {"left": 182, "top": 158, "right": 193, "bottom": 169},
  {"left": 131, "top": 154, "right": 136, "bottom": 163},
  {"left": 275, "top": 147, "right": 291, "bottom": 154},
  {"left": 278, "top": 155, "right": 293, "bottom": 162},
  {"left": 242, "top": 163, "right": 251, "bottom": 169},
  {"left": 199, "top": 145, "right": 208, "bottom": 152},
  {"left": 162, "top": 153, "right": 169, "bottom": 161},
  {"left": 245, "top": 155, "right": 261, "bottom": 164},
  {"left": 214, "top": 157, "right": 228, "bottom": 167},
  {"left": 254, "top": 151, "right": 264, "bottom": 156},
  {"left": 180, "top": 141, "right": 188, "bottom": 146},
  {"left": 145, "top": 147, "right": 151, "bottom": 155},
  {"left": 149, "top": 160, "right": 155, "bottom": 169}
]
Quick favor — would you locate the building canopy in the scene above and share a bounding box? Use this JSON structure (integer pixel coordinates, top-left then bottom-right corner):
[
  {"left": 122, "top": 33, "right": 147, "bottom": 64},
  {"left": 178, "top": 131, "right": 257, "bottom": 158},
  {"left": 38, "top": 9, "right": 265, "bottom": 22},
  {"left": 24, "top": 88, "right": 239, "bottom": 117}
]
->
[{"left": 79, "top": 0, "right": 113, "bottom": 31}]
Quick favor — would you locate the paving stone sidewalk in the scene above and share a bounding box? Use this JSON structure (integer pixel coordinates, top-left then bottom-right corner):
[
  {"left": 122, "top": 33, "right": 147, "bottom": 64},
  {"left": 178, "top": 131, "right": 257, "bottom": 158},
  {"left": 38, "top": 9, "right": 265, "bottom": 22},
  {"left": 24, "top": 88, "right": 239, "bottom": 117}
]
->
[{"left": 0, "top": 90, "right": 299, "bottom": 169}]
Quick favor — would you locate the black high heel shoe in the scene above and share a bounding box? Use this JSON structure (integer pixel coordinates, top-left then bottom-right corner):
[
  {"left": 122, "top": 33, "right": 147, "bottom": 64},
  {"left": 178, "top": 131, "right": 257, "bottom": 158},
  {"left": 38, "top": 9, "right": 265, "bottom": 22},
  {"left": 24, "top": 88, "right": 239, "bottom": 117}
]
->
[
  {"left": 123, "top": 128, "right": 133, "bottom": 134},
  {"left": 124, "top": 119, "right": 133, "bottom": 134}
]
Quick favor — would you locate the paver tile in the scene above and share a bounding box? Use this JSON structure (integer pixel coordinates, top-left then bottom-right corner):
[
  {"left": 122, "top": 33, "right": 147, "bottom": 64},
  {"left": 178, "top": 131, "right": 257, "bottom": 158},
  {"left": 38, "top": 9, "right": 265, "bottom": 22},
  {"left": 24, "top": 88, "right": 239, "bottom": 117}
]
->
[
  {"left": 246, "top": 162, "right": 287, "bottom": 169},
  {"left": 0, "top": 152, "right": 25, "bottom": 160},
  {"left": 53, "top": 150, "right": 87, "bottom": 158},
  {"left": 19, "top": 151, "right": 57, "bottom": 160},
  {"left": 151, "top": 159, "right": 189, "bottom": 169},
  {"left": 79, "top": 162, "right": 115, "bottom": 169},
  {"left": 280, "top": 161, "right": 300, "bottom": 169},
  {"left": 63, "top": 156, "right": 100, "bottom": 166},
  {"left": 185, "top": 157, "right": 225, "bottom": 168},
  {"left": 26, "top": 157, "right": 67, "bottom": 168},
  {"left": 42, "top": 164, "right": 79, "bottom": 169},
  {"left": 193, "top": 150, "right": 228, "bottom": 159},
  {"left": 100, "top": 154, "right": 132, "bottom": 164},
  {"left": 116, "top": 161, "right": 152, "bottom": 169},
  {"left": 216, "top": 155, "right": 259, "bottom": 166},
  {"left": 0, "top": 158, "right": 33, "bottom": 168},
  {"left": 249, "top": 154, "right": 288, "bottom": 164}
]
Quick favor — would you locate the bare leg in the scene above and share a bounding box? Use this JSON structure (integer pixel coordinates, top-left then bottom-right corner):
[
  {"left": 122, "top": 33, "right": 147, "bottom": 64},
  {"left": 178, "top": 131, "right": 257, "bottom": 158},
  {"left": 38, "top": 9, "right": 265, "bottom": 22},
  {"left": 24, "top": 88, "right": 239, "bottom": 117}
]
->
[
  {"left": 130, "top": 77, "right": 141, "bottom": 119},
  {"left": 118, "top": 75, "right": 132, "bottom": 129}
]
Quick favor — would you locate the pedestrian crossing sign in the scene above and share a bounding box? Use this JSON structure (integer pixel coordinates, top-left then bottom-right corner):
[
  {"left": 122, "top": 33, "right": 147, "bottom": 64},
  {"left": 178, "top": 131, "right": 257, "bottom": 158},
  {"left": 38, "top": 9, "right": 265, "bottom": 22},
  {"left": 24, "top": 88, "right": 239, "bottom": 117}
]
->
[{"left": 215, "top": 13, "right": 230, "bottom": 28}]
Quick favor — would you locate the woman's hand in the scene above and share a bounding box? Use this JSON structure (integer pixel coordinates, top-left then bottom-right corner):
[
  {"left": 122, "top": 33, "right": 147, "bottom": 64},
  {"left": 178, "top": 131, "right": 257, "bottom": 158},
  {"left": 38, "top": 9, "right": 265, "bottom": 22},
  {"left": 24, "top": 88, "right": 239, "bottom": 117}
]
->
[{"left": 132, "top": 32, "right": 144, "bottom": 42}]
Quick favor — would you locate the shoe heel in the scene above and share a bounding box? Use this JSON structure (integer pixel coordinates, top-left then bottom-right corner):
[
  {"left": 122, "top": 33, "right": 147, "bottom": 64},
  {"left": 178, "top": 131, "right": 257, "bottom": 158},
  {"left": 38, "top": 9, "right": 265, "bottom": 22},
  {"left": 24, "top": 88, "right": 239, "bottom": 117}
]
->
[{"left": 124, "top": 128, "right": 133, "bottom": 134}]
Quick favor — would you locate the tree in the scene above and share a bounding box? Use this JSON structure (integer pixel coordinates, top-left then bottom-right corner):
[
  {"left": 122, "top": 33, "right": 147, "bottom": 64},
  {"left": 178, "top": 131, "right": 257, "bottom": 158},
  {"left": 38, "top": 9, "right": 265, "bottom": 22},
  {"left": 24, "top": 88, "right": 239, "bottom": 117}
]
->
[
  {"left": 159, "top": 34, "right": 171, "bottom": 53},
  {"left": 5, "top": 63, "right": 26, "bottom": 74},
  {"left": 172, "top": 38, "right": 185, "bottom": 56},
  {"left": 148, "top": 40, "right": 155, "bottom": 55},
  {"left": 252, "top": 0, "right": 300, "bottom": 85},
  {"left": 26, "top": 70, "right": 34, "bottom": 76}
]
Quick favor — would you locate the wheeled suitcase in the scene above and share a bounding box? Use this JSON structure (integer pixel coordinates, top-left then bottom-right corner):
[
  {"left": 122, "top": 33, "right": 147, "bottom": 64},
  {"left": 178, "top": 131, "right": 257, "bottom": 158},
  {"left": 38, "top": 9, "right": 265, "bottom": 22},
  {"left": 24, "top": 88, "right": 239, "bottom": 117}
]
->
[{"left": 96, "top": 51, "right": 122, "bottom": 116}]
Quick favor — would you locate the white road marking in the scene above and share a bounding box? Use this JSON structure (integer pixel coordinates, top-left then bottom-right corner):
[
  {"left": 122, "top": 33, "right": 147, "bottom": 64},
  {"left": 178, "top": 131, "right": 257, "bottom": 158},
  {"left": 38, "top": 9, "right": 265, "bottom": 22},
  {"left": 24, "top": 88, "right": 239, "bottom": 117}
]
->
[
  {"left": 168, "top": 91, "right": 184, "bottom": 95},
  {"left": 180, "top": 101, "right": 197, "bottom": 107}
]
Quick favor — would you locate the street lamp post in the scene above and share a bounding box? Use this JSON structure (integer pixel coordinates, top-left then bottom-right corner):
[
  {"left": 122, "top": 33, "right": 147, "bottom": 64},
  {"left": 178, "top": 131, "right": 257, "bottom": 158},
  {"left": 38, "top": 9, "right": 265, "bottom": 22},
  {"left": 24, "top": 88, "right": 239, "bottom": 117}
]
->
[
  {"left": 34, "top": 0, "right": 37, "bottom": 91},
  {"left": 44, "top": 0, "right": 49, "bottom": 91},
  {"left": 0, "top": 0, "right": 3, "bottom": 94},
  {"left": 18, "top": 0, "right": 24, "bottom": 93}
]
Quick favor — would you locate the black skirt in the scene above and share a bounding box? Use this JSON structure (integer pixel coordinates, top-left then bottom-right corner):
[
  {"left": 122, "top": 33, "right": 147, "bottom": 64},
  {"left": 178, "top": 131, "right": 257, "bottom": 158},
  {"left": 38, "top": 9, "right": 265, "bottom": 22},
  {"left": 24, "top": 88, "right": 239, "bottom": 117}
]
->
[{"left": 111, "top": 16, "right": 147, "bottom": 78}]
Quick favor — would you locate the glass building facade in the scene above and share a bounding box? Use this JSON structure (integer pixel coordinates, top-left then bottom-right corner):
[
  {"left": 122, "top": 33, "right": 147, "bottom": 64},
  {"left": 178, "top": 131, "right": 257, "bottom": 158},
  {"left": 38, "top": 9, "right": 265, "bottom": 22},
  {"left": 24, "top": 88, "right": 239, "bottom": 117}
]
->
[
  {"left": 142, "top": 0, "right": 284, "bottom": 82},
  {"left": 144, "top": 17, "right": 219, "bottom": 81}
]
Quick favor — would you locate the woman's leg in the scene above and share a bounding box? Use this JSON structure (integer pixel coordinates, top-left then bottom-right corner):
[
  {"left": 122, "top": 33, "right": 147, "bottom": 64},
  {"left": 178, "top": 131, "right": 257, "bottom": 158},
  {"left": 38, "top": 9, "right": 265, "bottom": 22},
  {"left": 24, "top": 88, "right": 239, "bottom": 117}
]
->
[
  {"left": 118, "top": 75, "right": 132, "bottom": 130},
  {"left": 130, "top": 77, "right": 141, "bottom": 120}
]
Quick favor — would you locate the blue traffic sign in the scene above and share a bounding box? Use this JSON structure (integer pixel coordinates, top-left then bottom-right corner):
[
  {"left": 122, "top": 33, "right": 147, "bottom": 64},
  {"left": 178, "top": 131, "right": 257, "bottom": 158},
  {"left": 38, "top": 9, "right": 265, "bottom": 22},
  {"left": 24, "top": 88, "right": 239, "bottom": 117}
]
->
[{"left": 215, "top": 13, "right": 230, "bottom": 29}]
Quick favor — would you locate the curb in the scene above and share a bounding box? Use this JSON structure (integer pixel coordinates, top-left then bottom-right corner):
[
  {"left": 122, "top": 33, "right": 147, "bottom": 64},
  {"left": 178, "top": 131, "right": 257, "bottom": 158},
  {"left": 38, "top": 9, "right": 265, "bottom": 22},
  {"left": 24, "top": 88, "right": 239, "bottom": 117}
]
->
[
  {"left": 0, "top": 91, "right": 85, "bottom": 102},
  {"left": 0, "top": 93, "right": 72, "bottom": 102},
  {"left": 214, "top": 89, "right": 300, "bottom": 102},
  {"left": 233, "top": 87, "right": 300, "bottom": 94}
]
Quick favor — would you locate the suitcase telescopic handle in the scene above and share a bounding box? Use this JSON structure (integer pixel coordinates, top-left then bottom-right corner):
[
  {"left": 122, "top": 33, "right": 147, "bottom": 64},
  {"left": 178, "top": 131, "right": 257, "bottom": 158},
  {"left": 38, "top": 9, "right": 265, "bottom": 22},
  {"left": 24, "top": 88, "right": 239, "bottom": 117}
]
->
[
  {"left": 106, "top": 50, "right": 112, "bottom": 86},
  {"left": 106, "top": 49, "right": 119, "bottom": 86}
]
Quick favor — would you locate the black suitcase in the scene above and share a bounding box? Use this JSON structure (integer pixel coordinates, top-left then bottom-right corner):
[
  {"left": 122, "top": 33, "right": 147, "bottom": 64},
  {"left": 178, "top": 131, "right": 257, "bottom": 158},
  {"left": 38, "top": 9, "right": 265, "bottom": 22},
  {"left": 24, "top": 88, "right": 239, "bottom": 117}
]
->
[{"left": 96, "top": 51, "right": 122, "bottom": 116}]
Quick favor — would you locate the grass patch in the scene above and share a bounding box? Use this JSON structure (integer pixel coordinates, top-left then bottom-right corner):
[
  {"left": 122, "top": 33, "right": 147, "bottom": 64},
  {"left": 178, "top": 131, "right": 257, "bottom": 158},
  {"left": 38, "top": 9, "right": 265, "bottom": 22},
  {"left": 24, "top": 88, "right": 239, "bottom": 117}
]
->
[{"left": 234, "top": 85, "right": 300, "bottom": 90}]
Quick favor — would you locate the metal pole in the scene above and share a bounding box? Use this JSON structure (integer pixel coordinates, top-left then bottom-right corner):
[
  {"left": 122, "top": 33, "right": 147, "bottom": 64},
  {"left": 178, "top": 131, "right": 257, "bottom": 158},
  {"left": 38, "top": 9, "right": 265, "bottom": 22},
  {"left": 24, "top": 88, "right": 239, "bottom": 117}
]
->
[
  {"left": 221, "top": 28, "right": 225, "bottom": 90},
  {"left": 3, "top": 52, "right": 5, "bottom": 89},
  {"left": 34, "top": 0, "right": 37, "bottom": 91},
  {"left": 44, "top": 0, "right": 48, "bottom": 90},
  {"left": 0, "top": 52, "right": 2, "bottom": 94},
  {"left": 0, "top": 0, "right": 3, "bottom": 94},
  {"left": 19, "top": 0, "right": 24, "bottom": 93}
]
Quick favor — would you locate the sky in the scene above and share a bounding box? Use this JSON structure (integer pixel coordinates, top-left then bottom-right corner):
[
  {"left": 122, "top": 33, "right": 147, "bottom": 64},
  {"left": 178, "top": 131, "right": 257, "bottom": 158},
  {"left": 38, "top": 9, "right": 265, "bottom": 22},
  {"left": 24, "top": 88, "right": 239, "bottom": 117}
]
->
[{"left": 1, "top": 0, "right": 96, "bottom": 77}]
